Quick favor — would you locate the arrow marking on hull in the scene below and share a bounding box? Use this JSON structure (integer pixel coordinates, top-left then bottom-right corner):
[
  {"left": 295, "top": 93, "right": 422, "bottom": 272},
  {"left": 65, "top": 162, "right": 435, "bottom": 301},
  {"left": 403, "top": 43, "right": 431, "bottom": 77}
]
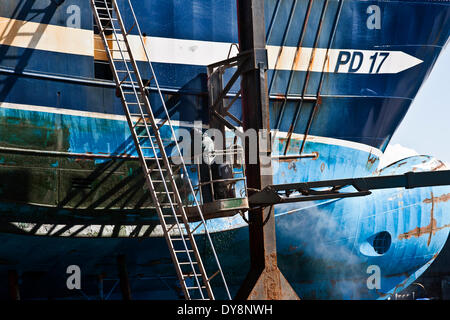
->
[{"left": 267, "top": 46, "right": 423, "bottom": 74}]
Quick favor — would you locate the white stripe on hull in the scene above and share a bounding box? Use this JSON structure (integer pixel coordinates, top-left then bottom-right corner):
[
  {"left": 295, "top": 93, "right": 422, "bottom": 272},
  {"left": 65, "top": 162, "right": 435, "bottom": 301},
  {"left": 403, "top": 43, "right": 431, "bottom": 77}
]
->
[{"left": 0, "top": 17, "right": 421, "bottom": 74}]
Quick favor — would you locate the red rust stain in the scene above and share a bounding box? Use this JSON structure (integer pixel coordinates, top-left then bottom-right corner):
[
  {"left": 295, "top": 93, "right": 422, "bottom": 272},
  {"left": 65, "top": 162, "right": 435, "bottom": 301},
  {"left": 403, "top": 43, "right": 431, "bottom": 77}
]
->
[
  {"left": 366, "top": 152, "right": 377, "bottom": 170},
  {"left": 367, "top": 155, "right": 377, "bottom": 165},
  {"left": 274, "top": 47, "right": 285, "bottom": 70},
  {"left": 316, "top": 95, "right": 322, "bottom": 105},
  {"left": 265, "top": 252, "right": 281, "bottom": 300},
  {"left": 307, "top": 48, "right": 316, "bottom": 72},
  {"left": 396, "top": 161, "right": 407, "bottom": 167},
  {"left": 432, "top": 162, "right": 446, "bottom": 171},
  {"left": 325, "top": 55, "right": 330, "bottom": 73},
  {"left": 424, "top": 193, "right": 450, "bottom": 204},
  {"left": 293, "top": 47, "right": 302, "bottom": 71},
  {"left": 278, "top": 157, "right": 295, "bottom": 163},
  {"left": 398, "top": 192, "right": 450, "bottom": 246}
]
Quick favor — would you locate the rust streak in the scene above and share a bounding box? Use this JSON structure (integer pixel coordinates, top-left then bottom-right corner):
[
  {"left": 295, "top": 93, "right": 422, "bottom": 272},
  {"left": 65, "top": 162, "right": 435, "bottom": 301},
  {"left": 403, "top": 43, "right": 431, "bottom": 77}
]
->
[
  {"left": 398, "top": 192, "right": 450, "bottom": 246},
  {"left": 307, "top": 48, "right": 316, "bottom": 72},
  {"left": 274, "top": 46, "right": 285, "bottom": 70},
  {"left": 424, "top": 193, "right": 450, "bottom": 204},
  {"left": 293, "top": 46, "right": 302, "bottom": 71}
]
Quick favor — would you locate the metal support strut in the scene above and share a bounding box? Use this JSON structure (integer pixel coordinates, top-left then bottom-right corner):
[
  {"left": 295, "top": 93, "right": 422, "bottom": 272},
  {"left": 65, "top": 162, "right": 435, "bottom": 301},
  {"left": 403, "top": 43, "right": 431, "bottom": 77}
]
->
[{"left": 234, "top": 0, "right": 299, "bottom": 300}]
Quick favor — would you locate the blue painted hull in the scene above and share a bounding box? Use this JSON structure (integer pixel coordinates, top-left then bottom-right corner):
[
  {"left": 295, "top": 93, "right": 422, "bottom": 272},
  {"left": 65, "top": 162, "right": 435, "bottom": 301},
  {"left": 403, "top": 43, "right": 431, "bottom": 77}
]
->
[{"left": 0, "top": 0, "right": 449, "bottom": 299}]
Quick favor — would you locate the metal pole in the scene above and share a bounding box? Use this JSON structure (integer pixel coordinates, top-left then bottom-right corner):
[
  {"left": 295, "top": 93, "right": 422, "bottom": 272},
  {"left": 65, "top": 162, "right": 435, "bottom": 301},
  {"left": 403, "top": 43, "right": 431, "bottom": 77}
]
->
[
  {"left": 234, "top": 0, "right": 299, "bottom": 300},
  {"left": 8, "top": 270, "right": 20, "bottom": 301},
  {"left": 117, "top": 254, "right": 132, "bottom": 300}
]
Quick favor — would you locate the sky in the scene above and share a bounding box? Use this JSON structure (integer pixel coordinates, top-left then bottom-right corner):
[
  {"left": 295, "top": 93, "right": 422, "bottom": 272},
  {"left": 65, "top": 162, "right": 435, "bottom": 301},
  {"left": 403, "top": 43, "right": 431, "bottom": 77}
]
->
[{"left": 382, "top": 44, "right": 450, "bottom": 167}]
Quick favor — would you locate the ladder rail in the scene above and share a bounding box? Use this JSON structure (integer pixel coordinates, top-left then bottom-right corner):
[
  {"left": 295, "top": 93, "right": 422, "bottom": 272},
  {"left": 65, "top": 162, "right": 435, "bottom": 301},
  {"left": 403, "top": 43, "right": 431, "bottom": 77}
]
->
[
  {"left": 109, "top": 0, "right": 208, "bottom": 300},
  {"left": 91, "top": 0, "right": 232, "bottom": 300},
  {"left": 125, "top": 0, "right": 231, "bottom": 300},
  {"left": 91, "top": 0, "right": 205, "bottom": 300}
]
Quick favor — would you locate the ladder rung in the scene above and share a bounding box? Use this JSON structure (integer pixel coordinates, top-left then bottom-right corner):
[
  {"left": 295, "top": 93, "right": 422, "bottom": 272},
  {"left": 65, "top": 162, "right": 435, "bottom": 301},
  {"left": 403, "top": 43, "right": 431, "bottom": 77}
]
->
[
  {"left": 186, "top": 286, "right": 207, "bottom": 290},
  {"left": 183, "top": 273, "right": 202, "bottom": 278},
  {"left": 163, "top": 215, "right": 181, "bottom": 219},
  {"left": 175, "top": 250, "right": 194, "bottom": 253},
  {"left": 101, "top": 28, "right": 120, "bottom": 32},
  {"left": 142, "top": 146, "right": 161, "bottom": 150},
  {"left": 179, "top": 261, "right": 198, "bottom": 264},
  {"left": 94, "top": 7, "right": 112, "bottom": 10},
  {"left": 134, "top": 123, "right": 151, "bottom": 127},
  {"left": 149, "top": 168, "right": 168, "bottom": 173},
  {"left": 130, "top": 113, "right": 148, "bottom": 117}
]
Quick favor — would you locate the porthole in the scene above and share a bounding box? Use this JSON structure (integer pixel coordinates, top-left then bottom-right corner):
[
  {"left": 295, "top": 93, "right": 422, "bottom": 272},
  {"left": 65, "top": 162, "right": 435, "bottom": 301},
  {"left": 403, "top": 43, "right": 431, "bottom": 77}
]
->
[{"left": 372, "top": 231, "right": 391, "bottom": 254}]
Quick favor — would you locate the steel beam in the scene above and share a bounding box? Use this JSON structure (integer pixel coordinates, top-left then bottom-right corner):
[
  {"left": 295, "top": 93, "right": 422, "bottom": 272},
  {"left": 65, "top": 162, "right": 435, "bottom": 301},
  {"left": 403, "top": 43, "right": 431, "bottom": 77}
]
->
[
  {"left": 249, "top": 170, "right": 450, "bottom": 206},
  {"left": 234, "top": 0, "right": 299, "bottom": 300}
]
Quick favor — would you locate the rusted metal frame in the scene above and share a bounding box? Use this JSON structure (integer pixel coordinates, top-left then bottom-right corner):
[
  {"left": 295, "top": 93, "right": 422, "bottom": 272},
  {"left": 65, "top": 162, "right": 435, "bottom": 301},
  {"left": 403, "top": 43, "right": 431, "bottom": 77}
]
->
[
  {"left": 274, "top": 170, "right": 450, "bottom": 192},
  {"left": 273, "top": 0, "right": 314, "bottom": 138},
  {"left": 249, "top": 169, "right": 450, "bottom": 206},
  {"left": 209, "top": 60, "right": 247, "bottom": 115},
  {"left": 224, "top": 109, "right": 243, "bottom": 126},
  {"left": 283, "top": 0, "right": 328, "bottom": 155},
  {"left": 267, "top": 0, "right": 299, "bottom": 95},
  {"left": 207, "top": 50, "right": 251, "bottom": 70},
  {"left": 249, "top": 190, "right": 372, "bottom": 206},
  {"left": 224, "top": 88, "right": 242, "bottom": 113},
  {"left": 235, "top": 0, "right": 299, "bottom": 300},
  {"left": 211, "top": 110, "right": 246, "bottom": 139},
  {"left": 299, "top": 0, "right": 344, "bottom": 155}
]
